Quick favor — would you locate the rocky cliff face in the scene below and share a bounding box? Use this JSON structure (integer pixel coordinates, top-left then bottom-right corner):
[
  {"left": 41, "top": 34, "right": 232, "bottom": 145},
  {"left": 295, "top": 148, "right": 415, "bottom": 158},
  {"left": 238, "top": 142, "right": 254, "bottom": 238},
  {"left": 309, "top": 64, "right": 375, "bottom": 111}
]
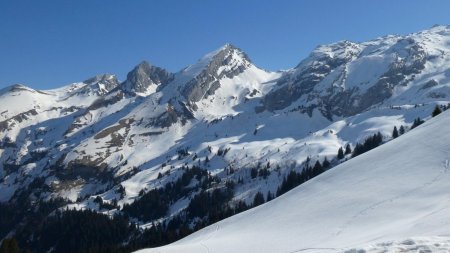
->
[
  {"left": 82, "top": 74, "right": 120, "bottom": 95},
  {"left": 182, "top": 44, "right": 252, "bottom": 104},
  {"left": 263, "top": 34, "right": 430, "bottom": 118},
  {"left": 122, "top": 61, "right": 174, "bottom": 95},
  {"left": 263, "top": 41, "right": 361, "bottom": 115}
]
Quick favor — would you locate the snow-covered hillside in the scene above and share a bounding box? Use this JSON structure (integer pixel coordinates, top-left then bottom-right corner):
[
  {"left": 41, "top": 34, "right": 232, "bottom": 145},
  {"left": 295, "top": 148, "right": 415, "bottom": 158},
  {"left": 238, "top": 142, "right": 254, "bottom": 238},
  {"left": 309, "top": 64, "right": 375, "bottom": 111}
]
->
[
  {"left": 2, "top": 25, "right": 450, "bottom": 252},
  {"left": 138, "top": 106, "right": 450, "bottom": 253}
]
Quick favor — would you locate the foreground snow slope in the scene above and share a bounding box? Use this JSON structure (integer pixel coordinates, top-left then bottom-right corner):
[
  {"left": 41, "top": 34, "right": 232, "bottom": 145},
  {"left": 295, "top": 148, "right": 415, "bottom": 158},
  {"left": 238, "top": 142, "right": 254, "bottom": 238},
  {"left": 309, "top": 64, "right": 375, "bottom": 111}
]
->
[{"left": 139, "top": 110, "right": 450, "bottom": 253}]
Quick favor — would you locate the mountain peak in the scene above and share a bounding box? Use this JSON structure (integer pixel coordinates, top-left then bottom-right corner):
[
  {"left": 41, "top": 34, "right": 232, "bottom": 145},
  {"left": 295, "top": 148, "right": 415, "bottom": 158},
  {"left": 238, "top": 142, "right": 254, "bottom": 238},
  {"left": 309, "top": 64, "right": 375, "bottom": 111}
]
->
[
  {"left": 78, "top": 74, "right": 119, "bottom": 95},
  {"left": 122, "top": 61, "right": 174, "bottom": 95},
  {"left": 135, "top": 60, "right": 152, "bottom": 69},
  {"left": 181, "top": 44, "right": 254, "bottom": 103},
  {"left": 83, "top": 73, "right": 118, "bottom": 85},
  {"left": 195, "top": 43, "right": 251, "bottom": 68},
  {"left": 219, "top": 43, "right": 242, "bottom": 53},
  {"left": 310, "top": 40, "right": 361, "bottom": 59},
  {"left": 0, "top": 84, "right": 36, "bottom": 97},
  {"left": 217, "top": 43, "right": 251, "bottom": 62},
  {"left": 426, "top": 24, "right": 450, "bottom": 32},
  {"left": 9, "top": 83, "right": 33, "bottom": 91}
]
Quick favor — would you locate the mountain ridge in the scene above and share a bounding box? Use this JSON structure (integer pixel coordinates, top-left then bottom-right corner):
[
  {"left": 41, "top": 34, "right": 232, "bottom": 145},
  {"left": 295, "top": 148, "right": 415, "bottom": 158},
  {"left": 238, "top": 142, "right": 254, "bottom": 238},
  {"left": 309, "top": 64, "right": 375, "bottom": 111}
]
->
[{"left": 1, "top": 25, "right": 450, "bottom": 252}]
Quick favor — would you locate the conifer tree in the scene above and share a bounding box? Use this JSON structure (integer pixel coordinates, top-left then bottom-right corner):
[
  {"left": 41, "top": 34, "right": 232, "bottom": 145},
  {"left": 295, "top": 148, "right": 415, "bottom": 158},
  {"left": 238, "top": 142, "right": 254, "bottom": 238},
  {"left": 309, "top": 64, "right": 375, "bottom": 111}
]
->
[
  {"left": 252, "top": 192, "right": 265, "bottom": 207},
  {"left": 337, "top": 147, "right": 344, "bottom": 160},
  {"left": 432, "top": 105, "right": 442, "bottom": 117},
  {"left": 351, "top": 132, "right": 383, "bottom": 157},
  {"left": 399, "top": 125, "right": 405, "bottom": 135},
  {"left": 392, "top": 126, "right": 399, "bottom": 139},
  {"left": 250, "top": 168, "right": 258, "bottom": 179},
  {"left": 376, "top": 132, "right": 383, "bottom": 144},
  {"left": 312, "top": 160, "right": 324, "bottom": 176},
  {"left": 411, "top": 117, "right": 424, "bottom": 129},
  {"left": 266, "top": 191, "right": 274, "bottom": 202},
  {"left": 345, "top": 143, "right": 352, "bottom": 155},
  {"left": 322, "top": 157, "right": 330, "bottom": 168}
]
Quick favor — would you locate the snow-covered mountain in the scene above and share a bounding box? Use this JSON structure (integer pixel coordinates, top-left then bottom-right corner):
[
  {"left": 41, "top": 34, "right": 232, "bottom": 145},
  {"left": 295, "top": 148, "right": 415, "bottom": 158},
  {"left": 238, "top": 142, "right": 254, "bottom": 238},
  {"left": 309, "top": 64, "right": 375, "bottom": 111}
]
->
[
  {"left": 1, "top": 25, "right": 450, "bottom": 252},
  {"left": 139, "top": 106, "right": 450, "bottom": 253}
]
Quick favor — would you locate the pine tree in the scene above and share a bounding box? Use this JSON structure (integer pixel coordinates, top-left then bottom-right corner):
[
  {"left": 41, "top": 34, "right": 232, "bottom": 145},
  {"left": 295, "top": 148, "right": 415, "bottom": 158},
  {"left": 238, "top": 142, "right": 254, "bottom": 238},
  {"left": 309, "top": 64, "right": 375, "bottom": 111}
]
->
[
  {"left": 312, "top": 160, "right": 324, "bottom": 176},
  {"left": 399, "top": 125, "right": 405, "bottom": 135},
  {"left": 352, "top": 132, "right": 383, "bottom": 157},
  {"left": 432, "top": 105, "right": 442, "bottom": 117},
  {"left": 252, "top": 192, "right": 265, "bottom": 207},
  {"left": 337, "top": 147, "right": 344, "bottom": 160},
  {"left": 117, "top": 185, "right": 125, "bottom": 198},
  {"left": 376, "top": 132, "right": 383, "bottom": 144},
  {"left": 411, "top": 117, "right": 424, "bottom": 129},
  {"left": 266, "top": 191, "right": 274, "bottom": 202},
  {"left": 392, "top": 126, "right": 399, "bottom": 139},
  {"left": 322, "top": 157, "right": 330, "bottom": 168},
  {"left": 345, "top": 143, "right": 352, "bottom": 155},
  {"left": 250, "top": 168, "right": 258, "bottom": 179},
  {"left": 305, "top": 156, "right": 311, "bottom": 165}
]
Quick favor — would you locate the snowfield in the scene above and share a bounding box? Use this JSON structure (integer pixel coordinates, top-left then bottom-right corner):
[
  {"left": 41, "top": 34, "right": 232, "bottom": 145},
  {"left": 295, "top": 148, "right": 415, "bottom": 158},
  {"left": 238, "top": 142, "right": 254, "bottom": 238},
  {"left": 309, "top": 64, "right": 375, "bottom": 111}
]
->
[
  {"left": 2, "top": 25, "right": 450, "bottom": 252},
  {"left": 138, "top": 110, "right": 450, "bottom": 253}
]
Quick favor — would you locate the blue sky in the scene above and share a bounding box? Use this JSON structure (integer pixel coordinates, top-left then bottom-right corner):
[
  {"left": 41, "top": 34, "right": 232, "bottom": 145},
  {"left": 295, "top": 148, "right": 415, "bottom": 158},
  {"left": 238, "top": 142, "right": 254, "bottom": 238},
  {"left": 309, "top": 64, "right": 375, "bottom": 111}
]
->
[{"left": 1, "top": 0, "right": 450, "bottom": 89}]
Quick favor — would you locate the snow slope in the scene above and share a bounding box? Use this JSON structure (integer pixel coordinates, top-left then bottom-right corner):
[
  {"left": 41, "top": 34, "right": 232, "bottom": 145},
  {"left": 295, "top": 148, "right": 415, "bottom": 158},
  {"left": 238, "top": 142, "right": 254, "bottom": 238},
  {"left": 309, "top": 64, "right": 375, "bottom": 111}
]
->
[
  {"left": 138, "top": 110, "right": 450, "bottom": 253},
  {"left": 1, "top": 25, "right": 450, "bottom": 240}
]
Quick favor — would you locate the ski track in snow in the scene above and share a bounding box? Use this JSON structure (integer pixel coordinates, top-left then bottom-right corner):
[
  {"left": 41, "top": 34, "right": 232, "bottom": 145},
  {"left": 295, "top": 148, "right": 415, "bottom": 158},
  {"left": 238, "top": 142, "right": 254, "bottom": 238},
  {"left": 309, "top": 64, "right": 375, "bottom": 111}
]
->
[
  {"left": 200, "top": 242, "right": 209, "bottom": 253},
  {"left": 335, "top": 138, "right": 450, "bottom": 237},
  {"left": 199, "top": 224, "right": 219, "bottom": 253},
  {"left": 335, "top": 153, "right": 450, "bottom": 237}
]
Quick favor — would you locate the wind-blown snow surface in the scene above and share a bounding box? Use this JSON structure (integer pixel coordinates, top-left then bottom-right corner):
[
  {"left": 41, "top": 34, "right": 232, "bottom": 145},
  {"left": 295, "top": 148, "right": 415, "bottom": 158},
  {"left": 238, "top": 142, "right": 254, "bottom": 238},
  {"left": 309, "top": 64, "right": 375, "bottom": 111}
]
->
[{"left": 138, "top": 110, "right": 450, "bottom": 253}]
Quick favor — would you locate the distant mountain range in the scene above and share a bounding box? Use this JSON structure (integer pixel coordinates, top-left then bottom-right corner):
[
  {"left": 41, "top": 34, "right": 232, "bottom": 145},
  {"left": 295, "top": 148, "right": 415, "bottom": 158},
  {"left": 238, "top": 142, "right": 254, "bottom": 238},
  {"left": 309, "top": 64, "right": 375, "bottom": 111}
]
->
[{"left": 1, "top": 25, "right": 450, "bottom": 253}]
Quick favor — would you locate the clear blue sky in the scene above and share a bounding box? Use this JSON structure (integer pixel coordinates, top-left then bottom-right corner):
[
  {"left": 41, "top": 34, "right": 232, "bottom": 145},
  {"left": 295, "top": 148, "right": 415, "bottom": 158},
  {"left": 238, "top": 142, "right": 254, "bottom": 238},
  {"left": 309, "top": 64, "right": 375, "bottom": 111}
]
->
[{"left": 1, "top": 0, "right": 450, "bottom": 89}]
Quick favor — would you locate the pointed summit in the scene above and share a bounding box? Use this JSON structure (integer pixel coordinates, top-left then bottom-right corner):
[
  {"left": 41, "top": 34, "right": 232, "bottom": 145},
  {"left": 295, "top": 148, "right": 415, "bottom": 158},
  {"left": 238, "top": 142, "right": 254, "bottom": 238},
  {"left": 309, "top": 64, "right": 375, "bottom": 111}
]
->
[
  {"left": 182, "top": 44, "right": 251, "bottom": 77},
  {"left": 122, "top": 61, "right": 174, "bottom": 95},
  {"left": 208, "top": 43, "right": 246, "bottom": 57},
  {"left": 208, "top": 43, "right": 252, "bottom": 65},
  {"left": 181, "top": 44, "right": 253, "bottom": 103}
]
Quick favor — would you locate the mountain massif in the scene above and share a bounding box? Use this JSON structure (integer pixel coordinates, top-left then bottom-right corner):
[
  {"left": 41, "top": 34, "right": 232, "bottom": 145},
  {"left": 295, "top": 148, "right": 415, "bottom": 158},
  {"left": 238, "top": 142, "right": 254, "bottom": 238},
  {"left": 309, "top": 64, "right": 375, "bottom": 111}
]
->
[
  {"left": 141, "top": 99, "right": 450, "bottom": 253},
  {"left": 1, "top": 25, "right": 450, "bottom": 252}
]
